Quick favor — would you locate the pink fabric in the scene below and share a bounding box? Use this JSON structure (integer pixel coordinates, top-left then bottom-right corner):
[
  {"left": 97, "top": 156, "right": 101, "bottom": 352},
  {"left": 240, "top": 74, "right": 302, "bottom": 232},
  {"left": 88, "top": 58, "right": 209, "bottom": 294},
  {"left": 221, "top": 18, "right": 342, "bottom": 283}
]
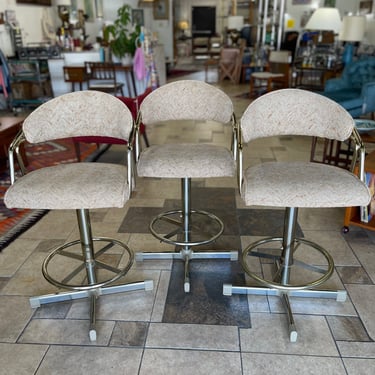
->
[
  {"left": 0, "top": 68, "right": 8, "bottom": 98},
  {"left": 133, "top": 47, "right": 146, "bottom": 81}
]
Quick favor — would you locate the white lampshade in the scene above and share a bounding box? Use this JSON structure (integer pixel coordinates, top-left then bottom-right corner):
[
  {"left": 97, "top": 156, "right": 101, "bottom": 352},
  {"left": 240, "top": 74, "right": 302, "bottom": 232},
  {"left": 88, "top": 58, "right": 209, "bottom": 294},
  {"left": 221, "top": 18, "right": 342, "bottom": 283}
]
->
[
  {"left": 339, "top": 15, "right": 366, "bottom": 42},
  {"left": 227, "top": 16, "right": 244, "bottom": 31},
  {"left": 54, "top": 0, "right": 71, "bottom": 6},
  {"left": 305, "top": 7, "right": 342, "bottom": 33}
]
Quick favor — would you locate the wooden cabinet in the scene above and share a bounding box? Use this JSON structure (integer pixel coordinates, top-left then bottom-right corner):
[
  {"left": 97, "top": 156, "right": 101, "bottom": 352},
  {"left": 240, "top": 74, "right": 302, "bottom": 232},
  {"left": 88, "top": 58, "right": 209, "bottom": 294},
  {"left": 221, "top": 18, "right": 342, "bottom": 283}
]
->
[{"left": 344, "top": 150, "right": 375, "bottom": 232}]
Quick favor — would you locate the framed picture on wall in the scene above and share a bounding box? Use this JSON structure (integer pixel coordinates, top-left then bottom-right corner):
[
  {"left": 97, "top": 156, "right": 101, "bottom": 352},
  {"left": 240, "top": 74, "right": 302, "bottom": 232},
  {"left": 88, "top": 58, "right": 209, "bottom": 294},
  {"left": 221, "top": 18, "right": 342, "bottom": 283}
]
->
[
  {"left": 153, "top": 0, "right": 169, "bottom": 20},
  {"left": 359, "top": 0, "right": 373, "bottom": 14},
  {"left": 132, "top": 9, "right": 144, "bottom": 27}
]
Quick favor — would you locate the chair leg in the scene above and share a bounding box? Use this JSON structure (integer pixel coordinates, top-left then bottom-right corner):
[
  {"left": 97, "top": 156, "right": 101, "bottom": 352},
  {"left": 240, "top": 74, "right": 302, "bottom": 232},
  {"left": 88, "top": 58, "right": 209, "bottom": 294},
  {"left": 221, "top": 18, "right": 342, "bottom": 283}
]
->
[
  {"left": 29, "top": 208, "right": 153, "bottom": 341},
  {"left": 223, "top": 207, "right": 346, "bottom": 342},
  {"left": 136, "top": 177, "right": 238, "bottom": 292},
  {"left": 73, "top": 141, "right": 81, "bottom": 162}
]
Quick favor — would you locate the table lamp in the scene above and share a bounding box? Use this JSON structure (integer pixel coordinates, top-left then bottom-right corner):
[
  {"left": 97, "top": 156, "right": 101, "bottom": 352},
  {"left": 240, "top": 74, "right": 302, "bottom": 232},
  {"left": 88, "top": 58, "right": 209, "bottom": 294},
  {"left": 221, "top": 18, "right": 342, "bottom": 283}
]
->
[
  {"left": 305, "top": 7, "right": 342, "bottom": 39},
  {"left": 227, "top": 15, "right": 244, "bottom": 46},
  {"left": 339, "top": 15, "right": 366, "bottom": 65},
  {"left": 178, "top": 20, "right": 189, "bottom": 39}
]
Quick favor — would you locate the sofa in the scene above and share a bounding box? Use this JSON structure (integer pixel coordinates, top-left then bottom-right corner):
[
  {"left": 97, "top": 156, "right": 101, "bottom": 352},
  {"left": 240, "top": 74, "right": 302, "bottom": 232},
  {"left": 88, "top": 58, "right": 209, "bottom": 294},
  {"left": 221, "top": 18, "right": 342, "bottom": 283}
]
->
[{"left": 321, "top": 56, "right": 375, "bottom": 117}]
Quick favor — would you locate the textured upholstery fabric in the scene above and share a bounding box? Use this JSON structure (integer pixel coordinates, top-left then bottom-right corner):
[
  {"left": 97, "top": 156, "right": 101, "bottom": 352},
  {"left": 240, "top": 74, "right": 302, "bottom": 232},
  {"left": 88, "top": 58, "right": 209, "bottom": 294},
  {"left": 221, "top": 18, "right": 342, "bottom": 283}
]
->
[
  {"left": 137, "top": 80, "right": 236, "bottom": 180},
  {"left": 139, "top": 80, "right": 233, "bottom": 125},
  {"left": 5, "top": 91, "right": 134, "bottom": 211},
  {"left": 240, "top": 88, "right": 371, "bottom": 209},
  {"left": 241, "top": 161, "right": 370, "bottom": 208},
  {"left": 5, "top": 163, "right": 129, "bottom": 209},
  {"left": 138, "top": 144, "right": 235, "bottom": 178},
  {"left": 23, "top": 90, "right": 133, "bottom": 143},
  {"left": 241, "top": 89, "right": 354, "bottom": 143},
  {"left": 322, "top": 57, "right": 375, "bottom": 117}
]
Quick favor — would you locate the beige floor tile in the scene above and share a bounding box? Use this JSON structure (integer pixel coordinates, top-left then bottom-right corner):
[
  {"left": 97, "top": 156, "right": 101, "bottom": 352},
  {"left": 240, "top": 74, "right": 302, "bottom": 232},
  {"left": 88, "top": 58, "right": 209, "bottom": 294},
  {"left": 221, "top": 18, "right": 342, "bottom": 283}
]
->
[
  {"left": 242, "top": 353, "right": 346, "bottom": 375},
  {"left": 0, "top": 238, "right": 39, "bottom": 277},
  {"left": 146, "top": 322, "right": 239, "bottom": 351},
  {"left": 343, "top": 358, "right": 375, "bottom": 375},
  {"left": 19, "top": 318, "right": 115, "bottom": 345},
  {"left": 37, "top": 346, "right": 143, "bottom": 375},
  {"left": 140, "top": 349, "right": 242, "bottom": 375},
  {"left": 0, "top": 343, "right": 48, "bottom": 375},
  {"left": 346, "top": 284, "right": 375, "bottom": 340},
  {"left": 0, "top": 296, "right": 34, "bottom": 342},
  {"left": 337, "top": 341, "right": 375, "bottom": 358},
  {"left": 240, "top": 313, "right": 339, "bottom": 355}
]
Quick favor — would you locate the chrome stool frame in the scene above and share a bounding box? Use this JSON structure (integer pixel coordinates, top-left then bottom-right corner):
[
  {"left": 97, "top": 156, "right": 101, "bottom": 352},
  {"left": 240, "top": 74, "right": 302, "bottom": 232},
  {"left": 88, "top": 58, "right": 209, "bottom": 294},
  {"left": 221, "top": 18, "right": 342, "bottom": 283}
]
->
[
  {"left": 137, "top": 177, "right": 237, "bottom": 293},
  {"left": 30, "top": 208, "right": 153, "bottom": 342},
  {"left": 224, "top": 206, "right": 346, "bottom": 342}
]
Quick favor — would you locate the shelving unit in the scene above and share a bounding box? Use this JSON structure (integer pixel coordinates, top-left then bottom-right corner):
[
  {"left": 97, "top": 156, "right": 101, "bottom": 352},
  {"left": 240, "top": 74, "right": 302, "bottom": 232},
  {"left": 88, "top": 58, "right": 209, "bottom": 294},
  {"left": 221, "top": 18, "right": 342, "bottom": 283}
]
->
[
  {"left": 256, "top": 0, "right": 286, "bottom": 50},
  {"left": 8, "top": 59, "right": 53, "bottom": 111}
]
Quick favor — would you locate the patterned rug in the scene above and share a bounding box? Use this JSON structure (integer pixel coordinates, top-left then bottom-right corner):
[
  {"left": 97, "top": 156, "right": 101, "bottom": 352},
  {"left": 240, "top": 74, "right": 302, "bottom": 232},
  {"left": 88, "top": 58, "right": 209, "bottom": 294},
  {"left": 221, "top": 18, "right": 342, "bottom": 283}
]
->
[{"left": 0, "top": 138, "right": 102, "bottom": 251}]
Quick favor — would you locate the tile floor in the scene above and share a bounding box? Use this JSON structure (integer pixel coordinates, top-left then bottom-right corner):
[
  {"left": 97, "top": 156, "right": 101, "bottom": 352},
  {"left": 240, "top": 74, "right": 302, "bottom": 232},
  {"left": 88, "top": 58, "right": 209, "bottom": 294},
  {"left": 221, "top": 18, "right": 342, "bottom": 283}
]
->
[{"left": 1, "top": 68, "right": 375, "bottom": 374}]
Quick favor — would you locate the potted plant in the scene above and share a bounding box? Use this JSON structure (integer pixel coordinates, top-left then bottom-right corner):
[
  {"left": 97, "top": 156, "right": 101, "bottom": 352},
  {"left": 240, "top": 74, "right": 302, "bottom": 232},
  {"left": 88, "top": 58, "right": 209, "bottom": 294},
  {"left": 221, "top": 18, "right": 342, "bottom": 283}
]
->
[{"left": 104, "top": 4, "right": 141, "bottom": 64}]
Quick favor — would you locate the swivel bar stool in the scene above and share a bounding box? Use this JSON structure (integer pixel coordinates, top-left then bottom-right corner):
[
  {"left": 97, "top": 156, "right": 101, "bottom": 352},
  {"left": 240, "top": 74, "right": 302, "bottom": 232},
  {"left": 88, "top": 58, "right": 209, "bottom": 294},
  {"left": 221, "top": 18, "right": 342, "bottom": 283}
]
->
[
  {"left": 224, "top": 89, "right": 370, "bottom": 341},
  {"left": 4, "top": 90, "right": 153, "bottom": 341},
  {"left": 134, "top": 80, "right": 238, "bottom": 292}
]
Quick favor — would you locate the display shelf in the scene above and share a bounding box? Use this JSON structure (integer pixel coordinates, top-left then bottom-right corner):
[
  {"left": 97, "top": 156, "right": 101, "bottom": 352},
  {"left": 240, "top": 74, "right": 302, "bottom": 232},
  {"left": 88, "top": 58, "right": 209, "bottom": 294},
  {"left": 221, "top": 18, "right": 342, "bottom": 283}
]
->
[{"left": 8, "top": 59, "right": 53, "bottom": 111}]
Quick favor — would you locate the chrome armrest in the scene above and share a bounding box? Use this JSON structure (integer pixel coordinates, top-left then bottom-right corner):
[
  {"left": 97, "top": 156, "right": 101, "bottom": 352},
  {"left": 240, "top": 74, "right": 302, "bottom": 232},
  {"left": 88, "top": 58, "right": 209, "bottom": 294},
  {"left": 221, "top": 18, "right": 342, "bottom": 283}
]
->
[
  {"left": 133, "top": 111, "right": 142, "bottom": 163},
  {"left": 350, "top": 127, "right": 366, "bottom": 183},
  {"left": 237, "top": 125, "right": 243, "bottom": 195},
  {"left": 230, "top": 113, "right": 239, "bottom": 162},
  {"left": 9, "top": 130, "right": 26, "bottom": 185}
]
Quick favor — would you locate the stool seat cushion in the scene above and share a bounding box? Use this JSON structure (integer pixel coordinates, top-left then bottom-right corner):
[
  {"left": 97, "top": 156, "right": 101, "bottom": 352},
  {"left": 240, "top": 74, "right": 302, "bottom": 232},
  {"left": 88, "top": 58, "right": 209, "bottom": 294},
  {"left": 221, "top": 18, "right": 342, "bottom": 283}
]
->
[
  {"left": 242, "top": 161, "right": 371, "bottom": 208},
  {"left": 252, "top": 72, "right": 284, "bottom": 79},
  {"left": 137, "top": 143, "right": 236, "bottom": 178},
  {"left": 5, "top": 163, "right": 129, "bottom": 210}
]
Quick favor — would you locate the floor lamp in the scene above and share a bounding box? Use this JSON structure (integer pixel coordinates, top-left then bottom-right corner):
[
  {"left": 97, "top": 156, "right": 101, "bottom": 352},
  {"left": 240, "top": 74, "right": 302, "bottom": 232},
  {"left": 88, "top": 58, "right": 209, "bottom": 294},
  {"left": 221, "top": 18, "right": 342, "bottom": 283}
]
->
[{"left": 339, "top": 16, "right": 366, "bottom": 65}]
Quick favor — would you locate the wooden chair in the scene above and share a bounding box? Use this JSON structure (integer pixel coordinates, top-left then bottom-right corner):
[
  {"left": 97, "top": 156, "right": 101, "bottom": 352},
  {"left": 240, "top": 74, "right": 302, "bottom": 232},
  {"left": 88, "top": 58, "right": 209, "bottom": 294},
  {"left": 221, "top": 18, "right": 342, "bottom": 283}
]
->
[
  {"left": 85, "top": 61, "right": 124, "bottom": 96},
  {"left": 218, "top": 40, "right": 245, "bottom": 84},
  {"left": 63, "top": 66, "right": 88, "bottom": 91},
  {"left": 250, "top": 50, "right": 291, "bottom": 97}
]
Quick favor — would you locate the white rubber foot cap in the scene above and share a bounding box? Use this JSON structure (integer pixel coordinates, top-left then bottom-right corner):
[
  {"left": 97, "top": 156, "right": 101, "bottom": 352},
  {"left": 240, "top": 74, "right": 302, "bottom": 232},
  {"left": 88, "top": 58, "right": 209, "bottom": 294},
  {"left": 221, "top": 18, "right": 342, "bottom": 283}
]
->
[
  {"left": 231, "top": 251, "right": 239, "bottom": 261},
  {"left": 145, "top": 280, "right": 154, "bottom": 291},
  {"left": 290, "top": 330, "right": 297, "bottom": 343},
  {"left": 184, "top": 281, "right": 190, "bottom": 293},
  {"left": 223, "top": 284, "right": 233, "bottom": 296},
  {"left": 89, "top": 329, "right": 97, "bottom": 342}
]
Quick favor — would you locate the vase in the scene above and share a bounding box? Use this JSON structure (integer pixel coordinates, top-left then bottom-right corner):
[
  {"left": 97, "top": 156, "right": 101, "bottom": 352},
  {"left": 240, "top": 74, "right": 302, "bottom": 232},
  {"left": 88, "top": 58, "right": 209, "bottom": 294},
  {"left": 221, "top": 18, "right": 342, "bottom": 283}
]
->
[{"left": 122, "top": 53, "right": 133, "bottom": 66}]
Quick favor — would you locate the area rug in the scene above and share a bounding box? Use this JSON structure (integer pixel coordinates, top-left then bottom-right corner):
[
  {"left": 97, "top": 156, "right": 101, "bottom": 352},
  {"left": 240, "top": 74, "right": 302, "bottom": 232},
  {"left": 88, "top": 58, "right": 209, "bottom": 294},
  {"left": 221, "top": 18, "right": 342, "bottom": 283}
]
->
[{"left": 0, "top": 139, "right": 102, "bottom": 251}]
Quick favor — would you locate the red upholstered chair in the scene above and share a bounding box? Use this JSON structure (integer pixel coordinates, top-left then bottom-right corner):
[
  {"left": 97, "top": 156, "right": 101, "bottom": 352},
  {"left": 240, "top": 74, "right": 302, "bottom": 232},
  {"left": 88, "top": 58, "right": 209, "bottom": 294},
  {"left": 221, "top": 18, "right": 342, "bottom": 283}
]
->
[{"left": 73, "top": 88, "right": 151, "bottom": 161}]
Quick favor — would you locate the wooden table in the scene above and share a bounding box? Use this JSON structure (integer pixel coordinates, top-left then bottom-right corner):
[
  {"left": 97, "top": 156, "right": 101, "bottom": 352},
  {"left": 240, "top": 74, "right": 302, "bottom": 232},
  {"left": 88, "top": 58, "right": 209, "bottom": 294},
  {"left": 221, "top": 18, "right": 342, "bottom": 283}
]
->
[{"left": 0, "top": 116, "right": 26, "bottom": 172}]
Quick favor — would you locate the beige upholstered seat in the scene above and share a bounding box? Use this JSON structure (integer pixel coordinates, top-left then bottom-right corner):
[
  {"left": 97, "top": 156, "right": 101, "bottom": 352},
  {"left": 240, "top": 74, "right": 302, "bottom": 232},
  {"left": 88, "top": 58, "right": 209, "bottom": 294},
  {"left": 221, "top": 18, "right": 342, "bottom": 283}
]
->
[
  {"left": 224, "top": 89, "right": 370, "bottom": 342},
  {"left": 135, "top": 80, "right": 238, "bottom": 292},
  {"left": 5, "top": 90, "right": 152, "bottom": 341}
]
